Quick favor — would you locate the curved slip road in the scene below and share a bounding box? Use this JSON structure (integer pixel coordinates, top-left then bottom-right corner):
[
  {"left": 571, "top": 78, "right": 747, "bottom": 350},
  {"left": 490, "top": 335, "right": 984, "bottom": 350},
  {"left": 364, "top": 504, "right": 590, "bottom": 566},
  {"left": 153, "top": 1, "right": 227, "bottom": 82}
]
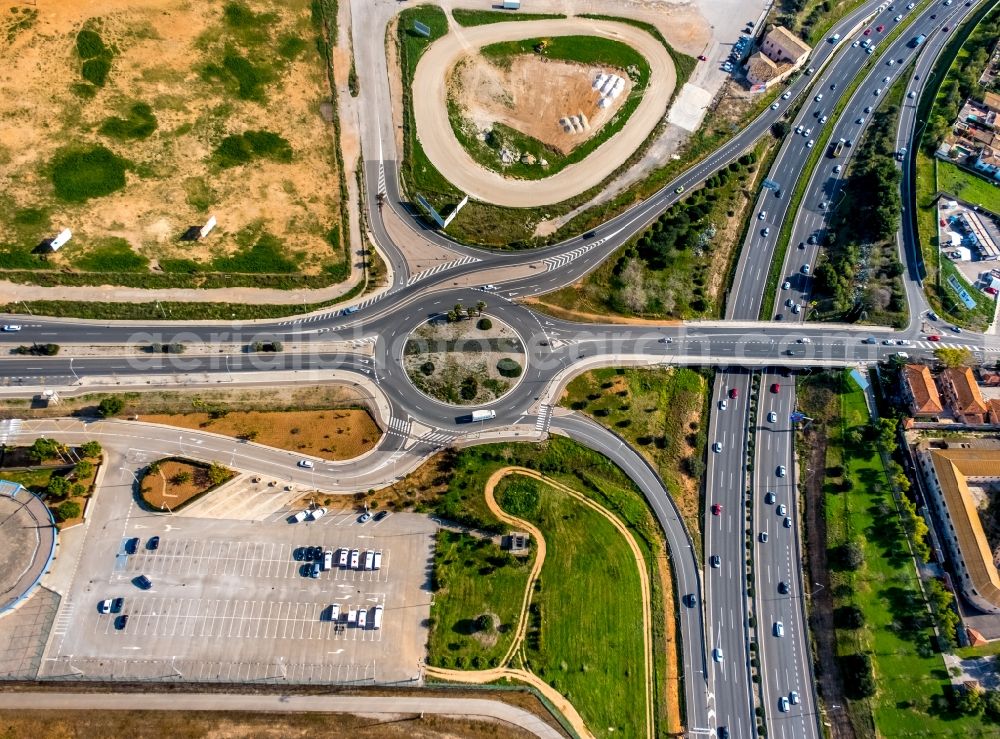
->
[
  {"left": 0, "top": 692, "right": 562, "bottom": 739},
  {"left": 412, "top": 18, "right": 676, "bottom": 208}
]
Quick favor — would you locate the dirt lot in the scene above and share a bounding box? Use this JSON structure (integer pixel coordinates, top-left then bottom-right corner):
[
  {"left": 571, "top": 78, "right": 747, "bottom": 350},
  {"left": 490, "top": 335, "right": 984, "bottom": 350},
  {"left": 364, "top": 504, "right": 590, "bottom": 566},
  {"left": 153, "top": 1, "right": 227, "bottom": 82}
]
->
[
  {"left": 451, "top": 54, "right": 629, "bottom": 156},
  {"left": 0, "top": 709, "right": 537, "bottom": 739},
  {"left": 141, "top": 409, "right": 381, "bottom": 461},
  {"left": 0, "top": 0, "right": 343, "bottom": 280},
  {"left": 140, "top": 458, "right": 230, "bottom": 510}
]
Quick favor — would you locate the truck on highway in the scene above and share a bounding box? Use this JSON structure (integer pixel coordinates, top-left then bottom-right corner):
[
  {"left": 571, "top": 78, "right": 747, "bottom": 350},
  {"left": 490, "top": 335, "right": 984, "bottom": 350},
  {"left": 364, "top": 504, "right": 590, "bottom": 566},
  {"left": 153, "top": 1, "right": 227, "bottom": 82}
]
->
[
  {"left": 828, "top": 140, "right": 845, "bottom": 158},
  {"left": 909, "top": 33, "right": 926, "bottom": 47}
]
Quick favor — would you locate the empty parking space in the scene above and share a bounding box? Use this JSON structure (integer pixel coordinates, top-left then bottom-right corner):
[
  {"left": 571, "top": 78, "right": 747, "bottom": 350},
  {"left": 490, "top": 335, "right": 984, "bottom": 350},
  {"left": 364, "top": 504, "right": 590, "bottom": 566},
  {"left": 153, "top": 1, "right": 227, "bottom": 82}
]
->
[{"left": 39, "top": 510, "right": 433, "bottom": 684}]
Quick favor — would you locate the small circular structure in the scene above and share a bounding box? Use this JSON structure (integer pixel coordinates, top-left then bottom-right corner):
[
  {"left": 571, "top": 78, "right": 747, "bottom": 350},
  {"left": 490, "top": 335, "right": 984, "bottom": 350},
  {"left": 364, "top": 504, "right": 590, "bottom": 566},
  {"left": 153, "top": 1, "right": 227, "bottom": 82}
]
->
[{"left": 0, "top": 481, "right": 56, "bottom": 616}]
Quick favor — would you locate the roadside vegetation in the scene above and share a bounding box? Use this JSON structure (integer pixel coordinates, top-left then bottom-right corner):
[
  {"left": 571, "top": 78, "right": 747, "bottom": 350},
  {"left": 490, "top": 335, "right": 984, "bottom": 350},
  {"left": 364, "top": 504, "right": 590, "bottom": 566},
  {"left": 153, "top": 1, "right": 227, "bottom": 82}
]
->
[
  {"left": 395, "top": 6, "right": 696, "bottom": 247},
  {"left": 798, "top": 372, "right": 987, "bottom": 737},
  {"left": 812, "top": 75, "right": 908, "bottom": 328},
  {"left": 0, "top": 439, "right": 102, "bottom": 527},
  {"left": 384, "top": 437, "right": 678, "bottom": 736},
  {"left": 535, "top": 144, "right": 767, "bottom": 320},
  {"left": 914, "top": 1, "right": 1000, "bottom": 329},
  {"left": 448, "top": 36, "right": 650, "bottom": 181},
  {"left": 559, "top": 367, "right": 708, "bottom": 553},
  {"left": 774, "top": 0, "right": 866, "bottom": 45},
  {"left": 937, "top": 159, "right": 1000, "bottom": 215}
]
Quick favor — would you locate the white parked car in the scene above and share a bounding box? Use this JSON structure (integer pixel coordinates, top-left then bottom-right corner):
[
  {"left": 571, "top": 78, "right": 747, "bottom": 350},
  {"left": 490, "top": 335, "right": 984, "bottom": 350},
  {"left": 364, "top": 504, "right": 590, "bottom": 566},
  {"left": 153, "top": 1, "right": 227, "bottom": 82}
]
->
[
  {"left": 310, "top": 507, "right": 327, "bottom": 521},
  {"left": 298, "top": 459, "right": 314, "bottom": 469}
]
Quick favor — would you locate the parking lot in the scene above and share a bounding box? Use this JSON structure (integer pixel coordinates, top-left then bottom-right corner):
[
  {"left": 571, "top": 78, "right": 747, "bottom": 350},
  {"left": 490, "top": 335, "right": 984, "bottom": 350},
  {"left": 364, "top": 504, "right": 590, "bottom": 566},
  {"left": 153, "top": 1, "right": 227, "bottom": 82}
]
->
[{"left": 38, "top": 507, "right": 434, "bottom": 685}]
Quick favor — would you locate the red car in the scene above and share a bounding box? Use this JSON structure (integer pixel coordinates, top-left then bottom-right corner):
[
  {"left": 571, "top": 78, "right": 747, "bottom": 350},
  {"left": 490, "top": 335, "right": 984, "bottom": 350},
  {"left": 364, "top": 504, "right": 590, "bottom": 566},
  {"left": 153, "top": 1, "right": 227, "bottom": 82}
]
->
[
  {"left": 770, "top": 383, "right": 781, "bottom": 393},
  {"left": 698, "top": 54, "right": 708, "bottom": 61},
  {"left": 876, "top": 24, "right": 885, "bottom": 32},
  {"left": 712, "top": 503, "right": 723, "bottom": 516},
  {"left": 927, "top": 335, "right": 941, "bottom": 341},
  {"left": 986, "top": 287, "right": 998, "bottom": 296},
  {"left": 729, "top": 388, "right": 739, "bottom": 399},
  {"left": 864, "top": 27, "right": 872, "bottom": 35}
]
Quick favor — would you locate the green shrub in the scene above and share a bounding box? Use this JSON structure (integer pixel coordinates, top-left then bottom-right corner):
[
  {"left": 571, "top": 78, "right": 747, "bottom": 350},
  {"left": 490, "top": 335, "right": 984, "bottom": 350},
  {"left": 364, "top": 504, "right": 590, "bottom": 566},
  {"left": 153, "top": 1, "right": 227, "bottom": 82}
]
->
[
  {"left": 50, "top": 145, "right": 128, "bottom": 202},
  {"left": 47, "top": 476, "right": 70, "bottom": 498},
  {"left": 80, "top": 441, "right": 103, "bottom": 458},
  {"left": 277, "top": 34, "right": 308, "bottom": 60},
  {"left": 213, "top": 130, "right": 292, "bottom": 168},
  {"left": 98, "top": 396, "right": 125, "bottom": 418},
  {"left": 159, "top": 258, "right": 203, "bottom": 274},
  {"left": 497, "top": 358, "right": 523, "bottom": 378},
  {"left": 75, "top": 29, "right": 106, "bottom": 59},
  {"left": 81, "top": 57, "right": 111, "bottom": 87},
  {"left": 222, "top": 53, "right": 273, "bottom": 101},
  {"left": 460, "top": 376, "right": 478, "bottom": 400},
  {"left": 55, "top": 500, "right": 82, "bottom": 522},
  {"left": 99, "top": 102, "right": 158, "bottom": 140},
  {"left": 498, "top": 477, "right": 540, "bottom": 517},
  {"left": 75, "top": 238, "right": 149, "bottom": 273},
  {"left": 477, "top": 317, "right": 493, "bottom": 330},
  {"left": 420, "top": 361, "right": 435, "bottom": 375}
]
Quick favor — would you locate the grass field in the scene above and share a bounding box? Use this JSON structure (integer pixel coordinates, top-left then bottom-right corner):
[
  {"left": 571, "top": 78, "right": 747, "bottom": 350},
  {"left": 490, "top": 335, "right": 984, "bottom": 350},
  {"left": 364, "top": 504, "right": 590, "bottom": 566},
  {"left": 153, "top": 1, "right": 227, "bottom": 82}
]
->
[
  {"left": 938, "top": 160, "right": 1000, "bottom": 215},
  {"left": 510, "top": 475, "right": 647, "bottom": 738},
  {"left": 142, "top": 408, "right": 380, "bottom": 461},
  {"left": 452, "top": 9, "right": 566, "bottom": 26},
  {"left": 429, "top": 528, "right": 533, "bottom": 668},
  {"left": 807, "top": 374, "right": 993, "bottom": 737},
  {"left": 0, "top": 0, "right": 347, "bottom": 291},
  {"left": 415, "top": 437, "right": 677, "bottom": 735},
  {"left": 559, "top": 367, "right": 708, "bottom": 555}
]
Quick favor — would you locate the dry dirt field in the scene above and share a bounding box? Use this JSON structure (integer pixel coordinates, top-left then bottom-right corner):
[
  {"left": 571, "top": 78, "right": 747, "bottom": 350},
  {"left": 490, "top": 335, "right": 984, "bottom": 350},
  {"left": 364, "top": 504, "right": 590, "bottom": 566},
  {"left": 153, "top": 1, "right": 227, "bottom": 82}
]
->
[
  {"left": 450, "top": 54, "right": 629, "bottom": 157},
  {"left": 0, "top": 0, "right": 344, "bottom": 283},
  {"left": 141, "top": 409, "right": 381, "bottom": 461},
  {"left": 0, "top": 709, "right": 539, "bottom": 739}
]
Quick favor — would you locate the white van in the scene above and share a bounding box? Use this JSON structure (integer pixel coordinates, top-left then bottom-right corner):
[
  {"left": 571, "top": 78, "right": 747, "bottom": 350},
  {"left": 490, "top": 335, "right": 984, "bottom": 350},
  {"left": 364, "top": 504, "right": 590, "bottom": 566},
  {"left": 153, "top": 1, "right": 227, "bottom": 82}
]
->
[
  {"left": 323, "top": 550, "right": 333, "bottom": 570},
  {"left": 292, "top": 510, "right": 309, "bottom": 523},
  {"left": 347, "top": 607, "right": 358, "bottom": 625},
  {"left": 329, "top": 603, "right": 341, "bottom": 622},
  {"left": 364, "top": 550, "right": 375, "bottom": 570},
  {"left": 310, "top": 507, "right": 327, "bottom": 521},
  {"left": 373, "top": 550, "right": 383, "bottom": 570},
  {"left": 350, "top": 548, "right": 360, "bottom": 569},
  {"left": 372, "top": 605, "right": 384, "bottom": 630},
  {"left": 357, "top": 608, "right": 368, "bottom": 629},
  {"left": 338, "top": 548, "right": 349, "bottom": 568}
]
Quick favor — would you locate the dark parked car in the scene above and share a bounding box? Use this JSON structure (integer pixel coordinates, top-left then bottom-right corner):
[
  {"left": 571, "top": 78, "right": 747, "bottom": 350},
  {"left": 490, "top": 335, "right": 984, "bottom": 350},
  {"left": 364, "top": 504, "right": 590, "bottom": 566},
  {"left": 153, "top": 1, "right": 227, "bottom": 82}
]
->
[
  {"left": 146, "top": 536, "right": 160, "bottom": 551},
  {"left": 373, "top": 511, "right": 390, "bottom": 522},
  {"left": 133, "top": 575, "right": 152, "bottom": 590},
  {"left": 124, "top": 537, "right": 140, "bottom": 555},
  {"left": 115, "top": 614, "right": 129, "bottom": 630},
  {"left": 293, "top": 547, "right": 305, "bottom": 561},
  {"left": 112, "top": 597, "right": 124, "bottom": 613},
  {"left": 310, "top": 562, "right": 321, "bottom": 578}
]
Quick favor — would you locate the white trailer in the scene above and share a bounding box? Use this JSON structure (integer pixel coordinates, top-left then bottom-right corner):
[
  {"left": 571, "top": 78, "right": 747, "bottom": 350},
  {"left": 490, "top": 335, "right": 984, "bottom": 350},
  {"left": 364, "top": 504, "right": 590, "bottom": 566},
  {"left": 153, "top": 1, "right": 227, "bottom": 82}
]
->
[{"left": 503, "top": 0, "right": 520, "bottom": 8}]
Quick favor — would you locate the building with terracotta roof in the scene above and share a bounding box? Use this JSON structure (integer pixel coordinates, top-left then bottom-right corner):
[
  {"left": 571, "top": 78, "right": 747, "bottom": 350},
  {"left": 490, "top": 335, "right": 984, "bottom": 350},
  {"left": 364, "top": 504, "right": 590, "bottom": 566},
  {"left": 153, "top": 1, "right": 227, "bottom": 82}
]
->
[
  {"left": 985, "top": 91, "right": 1000, "bottom": 115},
  {"left": 745, "top": 52, "right": 780, "bottom": 87},
  {"left": 916, "top": 443, "right": 1000, "bottom": 613},
  {"left": 902, "top": 364, "right": 943, "bottom": 417},
  {"left": 760, "top": 26, "right": 811, "bottom": 66},
  {"left": 988, "top": 399, "right": 1000, "bottom": 424},
  {"left": 940, "top": 366, "right": 988, "bottom": 424}
]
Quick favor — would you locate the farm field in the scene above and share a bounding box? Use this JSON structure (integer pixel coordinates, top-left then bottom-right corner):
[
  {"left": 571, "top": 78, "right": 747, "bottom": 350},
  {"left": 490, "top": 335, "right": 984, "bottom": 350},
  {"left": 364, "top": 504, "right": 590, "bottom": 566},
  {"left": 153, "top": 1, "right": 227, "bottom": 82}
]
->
[{"left": 0, "top": 0, "right": 346, "bottom": 290}]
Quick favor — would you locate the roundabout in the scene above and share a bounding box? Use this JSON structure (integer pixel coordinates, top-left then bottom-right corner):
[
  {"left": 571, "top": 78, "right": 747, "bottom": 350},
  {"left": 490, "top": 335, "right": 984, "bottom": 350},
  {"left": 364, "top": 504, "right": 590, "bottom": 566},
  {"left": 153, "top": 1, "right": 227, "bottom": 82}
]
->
[{"left": 411, "top": 17, "right": 677, "bottom": 207}]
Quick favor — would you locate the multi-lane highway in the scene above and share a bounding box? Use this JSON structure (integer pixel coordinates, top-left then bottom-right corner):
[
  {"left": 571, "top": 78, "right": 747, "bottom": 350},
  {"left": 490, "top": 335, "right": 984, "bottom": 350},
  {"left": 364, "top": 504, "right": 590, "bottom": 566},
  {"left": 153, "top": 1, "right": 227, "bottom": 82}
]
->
[{"left": 1, "top": 0, "right": 995, "bottom": 735}]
